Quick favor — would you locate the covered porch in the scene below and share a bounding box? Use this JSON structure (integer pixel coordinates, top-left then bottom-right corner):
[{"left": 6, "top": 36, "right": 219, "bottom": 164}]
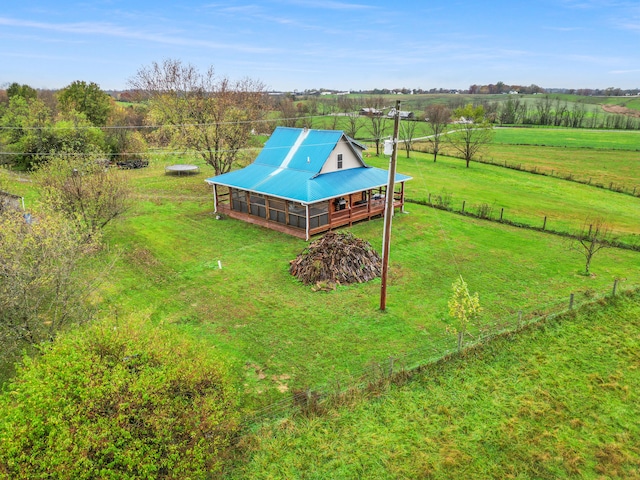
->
[{"left": 212, "top": 184, "right": 406, "bottom": 240}]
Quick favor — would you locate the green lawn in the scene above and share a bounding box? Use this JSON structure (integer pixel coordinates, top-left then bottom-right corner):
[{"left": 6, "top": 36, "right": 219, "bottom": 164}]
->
[
  {"left": 367, "top": 151, "right": 640, "bottom": 245},
  {"left": 485, "top": 144, "right": 640, "bottom": 191},
  {"left": 492, "top": 127, "right": 640, "bottom": 150},
  {"left": 232, "top": 292, "right": 640, "bottom": 479},
  {"left": 94, "top": 157, "right": 640, "bottom": 408}
]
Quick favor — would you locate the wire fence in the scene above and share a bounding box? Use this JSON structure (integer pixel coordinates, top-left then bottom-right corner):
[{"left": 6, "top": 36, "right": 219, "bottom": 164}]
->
[
  {"left": 404, "top": 195, "right": 640, "bottom": 253},
  {"left": 239, "top": 280, "right": 639, "bottom": 431},
  {"left": 474, "top": 155, "right": 640, "bottom": 199}
]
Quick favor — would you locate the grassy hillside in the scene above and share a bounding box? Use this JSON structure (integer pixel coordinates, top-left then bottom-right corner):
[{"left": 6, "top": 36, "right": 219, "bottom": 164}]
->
[{"left": 232, "top": 291, "right": 640, "bottom": 479}]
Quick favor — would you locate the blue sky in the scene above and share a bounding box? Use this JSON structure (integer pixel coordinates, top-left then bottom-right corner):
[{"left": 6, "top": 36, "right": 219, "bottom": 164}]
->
[{"left": 1, "top": 0, "right": 639, "bottom": 92}]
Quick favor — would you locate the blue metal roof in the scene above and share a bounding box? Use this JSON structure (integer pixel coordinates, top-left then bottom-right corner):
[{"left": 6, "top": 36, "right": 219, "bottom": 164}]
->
[{"left": 206, "top": 127, "right": 411, "bottom": 204}]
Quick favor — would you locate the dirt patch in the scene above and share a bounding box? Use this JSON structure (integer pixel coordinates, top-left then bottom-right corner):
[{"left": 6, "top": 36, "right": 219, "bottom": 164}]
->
[{"left": 601, "top": 104, "right": 640, "bottom": 118}]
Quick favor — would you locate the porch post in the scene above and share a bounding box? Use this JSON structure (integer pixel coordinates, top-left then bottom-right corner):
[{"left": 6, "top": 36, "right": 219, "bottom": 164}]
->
[
  {"left": 213, "top": 184, "right": 218, "bottom": 213},
  {"left": 305, "top": 204, "right": 310, "bottom": 241}
]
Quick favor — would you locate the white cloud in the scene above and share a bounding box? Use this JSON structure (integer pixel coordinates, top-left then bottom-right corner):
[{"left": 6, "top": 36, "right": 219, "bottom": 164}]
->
[{"left": 0, "top": 16, "right": 275, "bottom": 53}]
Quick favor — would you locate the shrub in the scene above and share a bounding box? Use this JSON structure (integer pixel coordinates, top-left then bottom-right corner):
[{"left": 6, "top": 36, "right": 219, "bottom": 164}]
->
[{"left": 0, "top": 319, "right": 240, "bottom": 479}]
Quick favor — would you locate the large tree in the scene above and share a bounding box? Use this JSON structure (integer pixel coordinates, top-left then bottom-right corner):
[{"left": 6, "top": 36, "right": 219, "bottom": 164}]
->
[
  {"left": 57, "top": 81, "right": 113, "bottom": 127},
  {"left": 424, "top": 104, "right": 451, "bottom": 162},
  {"left": 128, "top": 59, "right": 268, "bottom": 175},
  {"left": 448, "top": 104, "right": 493, "bottom": 168}
]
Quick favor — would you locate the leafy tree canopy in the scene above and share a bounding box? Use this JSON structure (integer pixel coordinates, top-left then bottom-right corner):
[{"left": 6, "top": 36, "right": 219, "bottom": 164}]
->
[
  {"left": 57, "top": 81, "right": 113, "bottom": 127},
  {"left": 6, "top": 83, "right": 37, "bottom": 101}
]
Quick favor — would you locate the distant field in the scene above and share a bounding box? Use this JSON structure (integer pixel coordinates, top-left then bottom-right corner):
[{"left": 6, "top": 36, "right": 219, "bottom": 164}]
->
[
  {"left": 492, "top": 127, "right": 640, "bottom": 150},
  {"left": 485, "top": 144, "right": 640, "bottom": 192},
  {"left": 367, "top": 150, "right": 640, "bottom": 245}
]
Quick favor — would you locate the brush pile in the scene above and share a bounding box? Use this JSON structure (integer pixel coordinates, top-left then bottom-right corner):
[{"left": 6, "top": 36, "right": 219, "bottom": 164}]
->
[{"left": 289, "top": 232, "right": 382, "bottom": 289}]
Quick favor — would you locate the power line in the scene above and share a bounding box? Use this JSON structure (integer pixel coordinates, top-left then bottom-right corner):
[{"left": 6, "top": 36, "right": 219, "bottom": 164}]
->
[{"left": 0, "top": 108, "right": 403, "bottom": 131}]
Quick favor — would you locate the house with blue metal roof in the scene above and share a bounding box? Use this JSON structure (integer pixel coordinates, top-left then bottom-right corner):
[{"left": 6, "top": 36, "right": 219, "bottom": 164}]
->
[{"left": 205, "top": 127, "right": 411, "bottom": 240}]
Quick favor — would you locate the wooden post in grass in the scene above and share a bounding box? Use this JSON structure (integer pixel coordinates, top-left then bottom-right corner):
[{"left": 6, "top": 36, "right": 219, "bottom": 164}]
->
[
  {"left": 569, "top": 293, "right": 575, "bottom": 310},
  {"left": 612, "top": 279, "right": 618, "bottom": 296},
  {"left": 500, "top": 208, "right": 504, "bottom": 221},
  {"left": 462, "top": 200, "right": 466, "bottom": 213},
  {"left": 543, "top": 216, "right": 547, "bottom": 230},
  {"left": 380, "top": 100, "right": 401, "bottom": 312}
]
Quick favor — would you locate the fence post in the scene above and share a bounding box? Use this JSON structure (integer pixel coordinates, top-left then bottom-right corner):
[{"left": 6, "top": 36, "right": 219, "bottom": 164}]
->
[
  {"left": 542, "top": 216, "right": 547, "bottom": 230},
  {"left": 462, "top": 201, "right": 465, "bottom": 213},
  {"left": 612, "top": 279, "right": 618, "bottom": 297},
  {"left": 500, "top": 208, "right": 504, "bottom": 221},
  {"left": 569, "top": 293, "right": 574, "bottom": 310}
]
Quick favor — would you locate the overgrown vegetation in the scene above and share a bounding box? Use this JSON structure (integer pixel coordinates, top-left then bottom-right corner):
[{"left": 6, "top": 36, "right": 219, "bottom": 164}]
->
[
  {"left": 0, "top": 318, "right": 240, "bottom": 479},
  {"left": 0, "top": 209, "right": 97, "bottom": 368}
]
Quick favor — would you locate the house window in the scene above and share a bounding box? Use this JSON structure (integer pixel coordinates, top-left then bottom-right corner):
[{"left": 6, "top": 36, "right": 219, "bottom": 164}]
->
[{"left": 337, "top": 153, "right": 343, "bottom": 169}]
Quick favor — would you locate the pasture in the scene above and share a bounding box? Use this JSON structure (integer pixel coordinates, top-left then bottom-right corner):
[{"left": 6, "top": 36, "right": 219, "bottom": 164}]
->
[
  {"left": 233, "top": 291, "right": 640, "bottom": 479},
  {"left": 1, "top": 125, "right": 639, "bottom": 477}
]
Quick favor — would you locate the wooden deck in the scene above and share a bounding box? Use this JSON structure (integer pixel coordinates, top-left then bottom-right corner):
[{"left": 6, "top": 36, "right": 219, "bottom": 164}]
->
[{"left": 216, "top": 194, "right": 404, "bottom": 240}]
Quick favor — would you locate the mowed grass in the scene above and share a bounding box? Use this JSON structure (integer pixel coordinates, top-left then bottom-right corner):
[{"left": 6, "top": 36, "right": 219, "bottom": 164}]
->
[
  {"left": 485, "top": 144, "right": 640, "bottom": 190},
  {"left": 97, "top": 157, "right": 640, "bottom": 407},
  {"left": 492, "top": 127, "right": 640, "bottom": 150},
  {"left": 232, "top": 292, "right": 640, "bottom": 479},
  {"left": 367, "top": 151, "right": 640, "bottom": 245},
  {"left": 485, "top": 127, "right": 640, "bottom": 191}
]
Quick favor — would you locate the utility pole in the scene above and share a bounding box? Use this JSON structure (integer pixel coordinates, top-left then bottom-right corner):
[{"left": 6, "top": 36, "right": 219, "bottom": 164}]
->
[{"left": 380, "top": 100, "right": 401, "bottom": 311}]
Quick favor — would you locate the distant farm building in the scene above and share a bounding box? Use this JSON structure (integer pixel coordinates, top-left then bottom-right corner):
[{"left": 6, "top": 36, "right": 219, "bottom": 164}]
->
[
  {"left": 360, "top": 107, "right": 383, "bottom": 116},
  {"left": 387, "top": 108, "right": 414, "bottom": 119},
  {"left": 205, "top": 127, "right": 411, "bottom": 240}
]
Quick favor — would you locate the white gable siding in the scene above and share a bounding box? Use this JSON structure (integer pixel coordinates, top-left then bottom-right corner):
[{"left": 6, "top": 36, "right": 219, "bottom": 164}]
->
[{"left": 318, "top": 138, "right": 364, "bottom": 174}]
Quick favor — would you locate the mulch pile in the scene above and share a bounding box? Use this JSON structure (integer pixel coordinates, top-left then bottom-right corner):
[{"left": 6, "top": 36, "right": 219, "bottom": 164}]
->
[{"left": 289, "top": 232, "right": 382, "bottom": 289}]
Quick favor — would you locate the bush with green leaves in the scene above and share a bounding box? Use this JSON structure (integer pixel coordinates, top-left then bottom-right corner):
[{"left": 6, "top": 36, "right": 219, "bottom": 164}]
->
[
  {"left": 0, "top": 208, "right": 95, "bottom": 363},
  {"left": 0, "top": 319, "right": 240, "bottom": 479}
]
